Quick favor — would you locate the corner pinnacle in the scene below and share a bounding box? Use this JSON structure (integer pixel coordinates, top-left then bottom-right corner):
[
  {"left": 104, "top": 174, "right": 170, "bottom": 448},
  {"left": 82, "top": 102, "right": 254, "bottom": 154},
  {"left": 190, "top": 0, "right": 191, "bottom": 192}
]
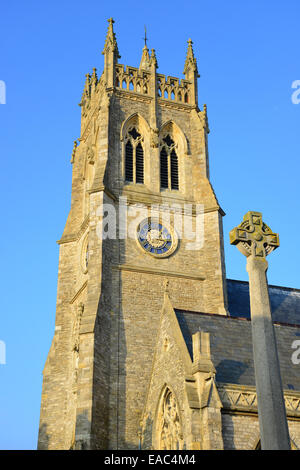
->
[{"left": 102, "top": 17, "right": 120, "bottom": 59}]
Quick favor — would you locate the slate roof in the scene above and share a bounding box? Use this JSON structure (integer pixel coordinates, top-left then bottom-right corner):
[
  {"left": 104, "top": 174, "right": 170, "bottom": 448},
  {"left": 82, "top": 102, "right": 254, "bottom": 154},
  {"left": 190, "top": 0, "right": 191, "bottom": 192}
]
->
[
  {"left": 227, "top": 279, "right": 300, "bottom": 326},
  {"left": 175, "top": 280, "right": 300, "bottom": 389}
]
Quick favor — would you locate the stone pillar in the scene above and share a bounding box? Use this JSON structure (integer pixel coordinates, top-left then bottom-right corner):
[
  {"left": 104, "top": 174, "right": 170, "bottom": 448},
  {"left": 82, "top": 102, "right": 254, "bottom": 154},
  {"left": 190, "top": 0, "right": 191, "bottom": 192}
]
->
[
  {"left": 230, "top": 211, "right": 290, "bottom": 450},
  {"left": 246, "top": 256, "right": 290, "bottom": 449}
]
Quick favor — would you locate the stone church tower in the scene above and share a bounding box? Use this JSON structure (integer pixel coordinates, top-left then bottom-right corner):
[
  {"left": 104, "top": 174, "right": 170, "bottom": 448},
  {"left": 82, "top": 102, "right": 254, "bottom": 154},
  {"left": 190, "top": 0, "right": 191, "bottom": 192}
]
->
[{"left": 38, "top": 19, "right": 300, "bottom": 450}]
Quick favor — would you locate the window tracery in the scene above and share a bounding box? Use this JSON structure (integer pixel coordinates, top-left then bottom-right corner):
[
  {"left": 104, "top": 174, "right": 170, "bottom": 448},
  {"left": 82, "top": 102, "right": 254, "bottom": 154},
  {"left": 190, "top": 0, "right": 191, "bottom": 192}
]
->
[
  {"left": 124, "top": 126, "right": 144, "bottom": 184},
  {"left": 160, "top": 134, "right": 179, "bottom": 190},
  {"left": 157, "top": 388, "right": 184, "bottom": 450}
]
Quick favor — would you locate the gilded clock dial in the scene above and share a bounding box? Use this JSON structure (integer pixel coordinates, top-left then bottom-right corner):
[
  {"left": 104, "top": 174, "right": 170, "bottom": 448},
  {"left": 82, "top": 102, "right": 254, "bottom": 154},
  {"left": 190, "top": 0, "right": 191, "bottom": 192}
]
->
[{"left": 137, "top": 219, "right": 177, "bottom": 257}]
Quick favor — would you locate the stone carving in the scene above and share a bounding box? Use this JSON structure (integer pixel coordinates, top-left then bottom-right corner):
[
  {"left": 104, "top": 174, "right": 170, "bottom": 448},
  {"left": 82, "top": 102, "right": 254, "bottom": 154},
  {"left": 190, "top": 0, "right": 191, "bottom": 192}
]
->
[
  {"left": 71, "top": 303, "right": 84, "bottom": 384},
  {"left": 163, "top": 279, "right": 169, "bottom": 293},
  {"left": 90, "top": 68, "right": 98, "bottom": 87},
  {"left": 229, "top": 211, "right": 279, "bottom": 258},
  {"left": 115, "top": 63, "right": 150, "bottom": 95},
  {"left": 70, "top": 140, "right": 78, "bottom": 164},
  {"left": 102, "top": 18, "right": 120, "bottom": 59},
  {"left": 81, "top": 234, "right": 89, "bottom": 274},
  {"left": 198, "top": 104, "right": 210, "bottom": 133},
  {"left": 163, "top": 336, "right": 170, "bottom": 352},
  {"left": 183, "top": 39, "right": 198, "bottom": 77},
  {"left": 73, "top": 303, "right": 84, "bottom": 355},
  {"left": 157, "top": 73, "right": 191, "bottom": 104},
  {"left": 87, "top": 146, "right": 95, "bottom": 165},
  {"left": 218, "top": 386, "right": 258, "bottom": 411},
  {"left": 219, "top": 385, "right": 300, "bottom": 417},
  {"left": 150, "top": 127, "right": 159, "bottom": 148},
  {"left": 157, "top": 389, "right": 183, "bottom": 450}
]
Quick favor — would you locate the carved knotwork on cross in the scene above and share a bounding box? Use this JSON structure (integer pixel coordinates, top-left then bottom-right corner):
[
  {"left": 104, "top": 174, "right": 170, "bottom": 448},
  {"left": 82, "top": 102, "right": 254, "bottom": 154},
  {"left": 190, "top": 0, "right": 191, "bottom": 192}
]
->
[{"left": 229, "top": 211, "right": 279, "bottom": 258}]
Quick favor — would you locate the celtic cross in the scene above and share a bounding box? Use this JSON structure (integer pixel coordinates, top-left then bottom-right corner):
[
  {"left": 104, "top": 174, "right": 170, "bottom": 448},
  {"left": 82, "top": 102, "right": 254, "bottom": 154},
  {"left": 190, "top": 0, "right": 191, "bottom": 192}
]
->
[
  {"left": 230, "top": 211, "right": 290, "bottom": 450},
  {"left": 229, "top": 211, "right": 279, "bottom": 258}
]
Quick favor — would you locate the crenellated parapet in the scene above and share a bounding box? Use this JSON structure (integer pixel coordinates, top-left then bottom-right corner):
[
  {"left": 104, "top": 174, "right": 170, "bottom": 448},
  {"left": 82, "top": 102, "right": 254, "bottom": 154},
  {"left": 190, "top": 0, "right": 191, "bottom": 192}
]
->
[
  {"left": 80, "top": 18, "right": 200, "bottom": 116},
  {"left": 114, "top": 64, "right": 194, "bottom": 107},
  {"left": 157, "top": 74, "right": 192, "bottom": 104},
  {"left": 115, "top": 64, "right": 151, "bottom": 95}
]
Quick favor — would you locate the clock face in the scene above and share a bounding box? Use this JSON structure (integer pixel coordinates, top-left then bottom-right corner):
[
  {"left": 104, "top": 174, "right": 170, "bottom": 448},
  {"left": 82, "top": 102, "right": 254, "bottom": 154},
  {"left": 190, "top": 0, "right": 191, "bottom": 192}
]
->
[{"left": 137, "top": 219, "right": 177, "bottom": 257}]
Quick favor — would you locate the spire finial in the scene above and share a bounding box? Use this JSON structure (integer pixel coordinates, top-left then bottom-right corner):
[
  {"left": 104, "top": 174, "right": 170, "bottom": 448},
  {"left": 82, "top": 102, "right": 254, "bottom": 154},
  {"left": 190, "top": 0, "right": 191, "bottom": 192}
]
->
[
  {"left": 150, "top": 48, "right": 158, "bottom": 69},
  {"left": 143, "top": 25, "right": 148, "bottom": 47},
  {"left": 139, "top": 28, "right": 150, "bottom": 71},
  {"left": 102, "top": 17, "right": 120, "bottom": 59},
  {"left": 84, "top": 73, "right": 91, "bottom": 90},
  {"left": 91, "top": 67, "right": 98, "bottom": 87},
  {"left": 183, "top": 37, "right": 198, "bottom": 76}
]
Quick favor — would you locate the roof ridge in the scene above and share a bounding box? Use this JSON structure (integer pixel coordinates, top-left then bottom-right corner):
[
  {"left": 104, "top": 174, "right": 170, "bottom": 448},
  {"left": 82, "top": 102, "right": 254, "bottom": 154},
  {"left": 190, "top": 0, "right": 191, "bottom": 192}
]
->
[{"left": 175, "top": 309, "right": 300, "bottom": 329}]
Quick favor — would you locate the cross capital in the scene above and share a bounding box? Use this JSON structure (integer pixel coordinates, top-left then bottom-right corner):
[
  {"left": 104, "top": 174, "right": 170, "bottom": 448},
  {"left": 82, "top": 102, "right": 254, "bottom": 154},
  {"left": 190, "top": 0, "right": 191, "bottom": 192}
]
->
[{"left": 229, "top": 211, "right": 279, "bottom": 258}]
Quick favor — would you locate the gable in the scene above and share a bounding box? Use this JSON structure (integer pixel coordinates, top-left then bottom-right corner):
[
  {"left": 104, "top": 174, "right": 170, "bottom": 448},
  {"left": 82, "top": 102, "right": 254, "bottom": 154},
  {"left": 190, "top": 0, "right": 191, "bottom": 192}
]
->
[{"left": 140, "top": 293, "right": 196, "bottom": 449}]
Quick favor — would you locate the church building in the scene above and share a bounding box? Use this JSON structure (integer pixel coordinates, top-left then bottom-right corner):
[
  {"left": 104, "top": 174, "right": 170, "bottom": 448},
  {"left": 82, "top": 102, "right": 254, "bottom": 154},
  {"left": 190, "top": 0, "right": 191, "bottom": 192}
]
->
[{"left": 38, "top": 19, "right": 300, "bottom": 450}]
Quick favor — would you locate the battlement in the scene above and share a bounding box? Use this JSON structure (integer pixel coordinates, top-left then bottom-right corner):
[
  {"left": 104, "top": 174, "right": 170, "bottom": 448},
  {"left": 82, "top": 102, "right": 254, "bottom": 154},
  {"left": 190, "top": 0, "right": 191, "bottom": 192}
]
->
[
  {"left": 79, "top": 19, "right": 199, "bottom": 115},
  {"left": 157, "top": 74, "right": 191, "bottom": 104},
  {"left": 115, "top": 64, "right": 192, "bottom": 104},
  {"left": 115, "top": 64, "right": 151, "bottom": 95}
]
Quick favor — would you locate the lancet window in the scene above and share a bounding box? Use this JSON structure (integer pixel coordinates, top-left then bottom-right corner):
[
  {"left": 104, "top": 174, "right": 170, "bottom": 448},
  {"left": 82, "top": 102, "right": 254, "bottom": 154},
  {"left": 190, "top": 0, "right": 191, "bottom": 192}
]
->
[
  {"left": 125, "top": 127, "right": 144, "bottom": 184},
  {"left": 160, "top": 134, "right": 179, "bottom": 190}
]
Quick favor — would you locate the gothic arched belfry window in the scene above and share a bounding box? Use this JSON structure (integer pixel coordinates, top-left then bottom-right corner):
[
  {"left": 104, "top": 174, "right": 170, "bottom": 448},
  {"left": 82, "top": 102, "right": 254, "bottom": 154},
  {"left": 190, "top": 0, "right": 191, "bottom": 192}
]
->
[
  {"left": 160, "top": 134, "right": 179, "bottom": 191},
  {"left": 156, "top": 388, "right": 184, "bottom": 450},
  {"left": 124, "top": 126, "right": 144, "bottom": 184}
]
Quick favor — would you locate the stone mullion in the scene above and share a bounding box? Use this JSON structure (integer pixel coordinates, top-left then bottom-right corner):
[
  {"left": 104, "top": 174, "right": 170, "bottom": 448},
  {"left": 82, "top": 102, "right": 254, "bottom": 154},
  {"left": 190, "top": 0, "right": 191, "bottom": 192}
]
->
[
  {"left": 121, "top": 140, "right": 125, "bottom": 181},
  {"left": 133, "top": 140, "right": 137, "bottom": 184},
  {"left": 167, "top": 150, "right": 171, "bottom": 190}
]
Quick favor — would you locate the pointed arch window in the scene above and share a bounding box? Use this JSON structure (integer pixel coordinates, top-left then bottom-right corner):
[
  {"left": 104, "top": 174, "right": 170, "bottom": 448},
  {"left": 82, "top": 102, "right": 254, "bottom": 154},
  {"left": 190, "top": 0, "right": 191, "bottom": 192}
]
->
[
  {"left": 125, "top": 141, "right": 133, "bottom": 181},
  {"left": 124, "top": 127, "right": 144, "bottom": 184},
  {"left": 135, "top": 143, "right": 144, "bottom": 183},
  {"left": 170, "top": 150, "right": 179, "bottom": 190},
  {"left": 156, "top": 388, "right": 184, "bottom": 450},
  {"left": 160, "top": 135, "right": 179, "bottom": 191},
  {"left": 160, "top": 147, "right": 168, "bottom": 189}
]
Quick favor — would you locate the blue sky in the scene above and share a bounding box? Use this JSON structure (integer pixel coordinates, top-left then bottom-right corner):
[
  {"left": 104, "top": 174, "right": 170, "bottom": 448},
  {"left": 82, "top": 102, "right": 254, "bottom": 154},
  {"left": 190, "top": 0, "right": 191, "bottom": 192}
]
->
[{"left": 0, "top": 0, "right": 299, "bottom": 449}]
